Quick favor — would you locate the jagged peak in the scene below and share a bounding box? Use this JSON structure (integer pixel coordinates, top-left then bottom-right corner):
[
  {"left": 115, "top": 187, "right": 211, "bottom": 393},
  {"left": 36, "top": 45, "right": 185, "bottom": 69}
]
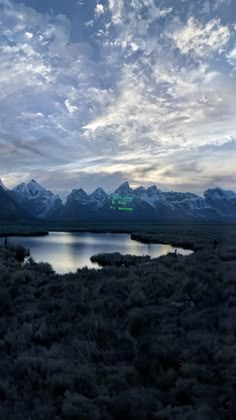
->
[
  {"left": 146, "top": 185, "right": 161, "bottom": 195},
  {"left": 204, "top": 187, "right": 236, "bottom": 199},
  {"left": 119, "top": 181, "right": 130, "bottom": 188},
  {"left": 90, "top": 187, "right": 107, "bottom": 197},
  {"left": 13, "top": 179, "right": 55, "bottom": 201},
  {"left": 114, "top": 181, "right": 133, "bottom": 195},
  {"left": 15, "top": 179, "right": 44, "bottom": 189},
  {"left": 73, "top": 187, "right": 87, "bottom": 194},
  {"left": 69, "top": 188, "right": 88, "bottom": 199},
  {"left": 134, "top": 186, "right": 146, "bottom": 194},
  {"left": 92, "top": 187, "right": 106, "bottom": 193},
  {"left": 28, "top": 179, "right": 45, "bottom": 189}
]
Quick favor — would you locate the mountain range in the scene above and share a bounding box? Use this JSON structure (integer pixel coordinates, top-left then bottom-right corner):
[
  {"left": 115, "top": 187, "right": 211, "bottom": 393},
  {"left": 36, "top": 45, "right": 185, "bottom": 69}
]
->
[{"left": 0, "top": 179, "right": 235, "bottom": 222}]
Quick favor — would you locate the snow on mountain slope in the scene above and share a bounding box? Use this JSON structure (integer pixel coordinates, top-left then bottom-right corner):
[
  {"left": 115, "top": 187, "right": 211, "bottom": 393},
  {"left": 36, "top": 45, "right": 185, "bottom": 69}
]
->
[
  {"left": 204, "top": 187, "right": 236, "bottom": 216},
  {"left": 13, "top": 180, "right": 62, "bottom": 218},
  {"left": 114, "top": 181, "right": 134, "bottom": 196},
  {"left": 15, "top": 180, "right": 38, "bottom": 196},
  {"left": 62, "top": 182, "right": 236, "bottom": 219},
  {"left": 56, "top": 191, "right": 70, "bottom": 204},
  {"left": 89, "top": 188, "right": 108, "bottom": 207},
  {"left": 67, "top": 188, "right": 89, "bottom": 204},
  {"left": 0, "top": 179, "right": 8, "bottom": 190},
  {"left": 10, "top": 180, "right": 236, "bottom": 220},
  {"left": 204, "top": 187, "right": 236, "bottom": 201}
]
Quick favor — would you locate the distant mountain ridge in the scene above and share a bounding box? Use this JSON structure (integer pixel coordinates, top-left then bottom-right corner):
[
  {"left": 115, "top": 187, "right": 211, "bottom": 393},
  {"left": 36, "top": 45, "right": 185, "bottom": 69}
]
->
[{"left": 1, "top": 179, "right": 235, "bottom": 221}]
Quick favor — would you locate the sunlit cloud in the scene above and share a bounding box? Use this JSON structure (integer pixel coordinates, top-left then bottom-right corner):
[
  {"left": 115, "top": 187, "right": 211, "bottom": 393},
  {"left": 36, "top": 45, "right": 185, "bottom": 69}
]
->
[
  {"left": 95, "top": 4, "right": 105, "bottom": 17},
  {"left": 168, "top": 17, "right": 230, "bottom": 58}
]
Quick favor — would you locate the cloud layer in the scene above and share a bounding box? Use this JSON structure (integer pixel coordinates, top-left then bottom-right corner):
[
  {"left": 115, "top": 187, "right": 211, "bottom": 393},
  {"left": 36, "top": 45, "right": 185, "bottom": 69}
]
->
[{"left": 0, "top": 0, "right": 236, "bottom": 193}]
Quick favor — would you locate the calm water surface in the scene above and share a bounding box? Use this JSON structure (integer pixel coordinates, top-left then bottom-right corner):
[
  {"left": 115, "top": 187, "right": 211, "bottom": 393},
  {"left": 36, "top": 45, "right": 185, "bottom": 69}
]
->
[{"left": 5, "top": 232, "right": 192, "bottom": 274}]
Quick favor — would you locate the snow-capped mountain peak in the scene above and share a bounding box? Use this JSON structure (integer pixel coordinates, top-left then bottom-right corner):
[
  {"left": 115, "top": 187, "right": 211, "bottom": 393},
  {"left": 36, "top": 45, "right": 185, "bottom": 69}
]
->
[
  {"left": 67, "top": 188, "right": 88, "bottom": 203},
  {"left": 14, "top": 179, "right": 49, "bottom": 198},
  {"left": 114, "top": 181, "right": 133, "bottom": 196},
  {"left": 13, "top": 180, "right": 62, "bottom": 218},
  {"left": 204, "top": 187, "right": 236, "bottom": 200},
  {"left": 134, "top": 186, "right": 146, "bottom": 194},
  {"left": 203, "top": 187, "right": 236, "bottom": 217},
  {"left": 90, "top": 187, "right": 107, "bottom": 201},
  {"left": 146, "top": 185, "right": 161, "bottom": 196},
  {"left": 89, "top": 188, "right": 108, "bottom": 208}
]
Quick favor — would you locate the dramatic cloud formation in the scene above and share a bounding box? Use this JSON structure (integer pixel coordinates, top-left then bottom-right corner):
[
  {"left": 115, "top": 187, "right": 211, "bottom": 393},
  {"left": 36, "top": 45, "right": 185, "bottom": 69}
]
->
[{"left": 0, "top": 0, "right": 236, "bottom": 193}]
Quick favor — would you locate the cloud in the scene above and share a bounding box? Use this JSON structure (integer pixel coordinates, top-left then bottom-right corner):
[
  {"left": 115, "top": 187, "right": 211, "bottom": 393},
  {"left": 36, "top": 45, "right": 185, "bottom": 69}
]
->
[
  {"left": 227, "top": 46, "right": 236, "bottom": 67},
  {"left": 95, "top": 4, "right": 104, "bottom": 17},
  {"left": 169, "top": 17, "right": 230, "bottom": 58},
  {"left": 31, "top": 169, "right": 129, "bottom": 193},
  {"left": 85, "top": 20, "right": 94, "bottom": 27},
  {"left": 0, "top": 0, "right": 235, "bottom": 193},
  {"left": 64, "top": 99, "right": 79, "bottom": 114},
  {"left": 213, "top": 0, "right": 232, "bottom": 11},
  {"left": 108, "top": 0, "right": 123, "bottom": 24},
  {"left": 25, "top": 31, "right": 33, "bottom": 39}
]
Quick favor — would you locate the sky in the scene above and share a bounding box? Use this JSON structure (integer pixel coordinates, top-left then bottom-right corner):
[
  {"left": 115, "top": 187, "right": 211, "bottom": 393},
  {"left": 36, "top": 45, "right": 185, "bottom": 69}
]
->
[{"left": 0, "top": 0, "right": 236, "bottom": 194}]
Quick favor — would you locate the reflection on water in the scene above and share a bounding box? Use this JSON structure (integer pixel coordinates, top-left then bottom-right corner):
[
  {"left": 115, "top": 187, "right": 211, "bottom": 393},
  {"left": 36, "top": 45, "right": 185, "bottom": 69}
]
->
[{"left": 2, "top": 232, "right": 192, "bottom": 274}]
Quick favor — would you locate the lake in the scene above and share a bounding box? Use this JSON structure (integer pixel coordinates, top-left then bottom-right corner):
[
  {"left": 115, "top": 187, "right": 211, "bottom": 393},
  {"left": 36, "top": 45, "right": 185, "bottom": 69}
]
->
[{"left": 3, "top": 232, "right": 193, "bottom": 274}]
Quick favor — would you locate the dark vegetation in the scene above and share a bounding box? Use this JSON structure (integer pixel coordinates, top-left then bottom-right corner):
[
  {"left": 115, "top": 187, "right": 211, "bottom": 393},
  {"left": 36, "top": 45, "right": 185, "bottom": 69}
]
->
[
  {"left": 91, "top": 252, "right": 151, "bottom": 267},
  {"left": 0, "top": 223, "right": 235, "bottom": 419},
  {"left": 0, "top": 221, "right": 48, "bottom": 237}
]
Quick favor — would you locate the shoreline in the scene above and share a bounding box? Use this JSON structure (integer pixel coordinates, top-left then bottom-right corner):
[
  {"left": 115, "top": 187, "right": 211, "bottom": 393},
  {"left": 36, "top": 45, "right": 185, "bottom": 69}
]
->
[
  {"left": 0, "top": 221, "right": 234, "bottom": 252},
  {"left": 130, "top": 232, "right": 197, "bottom": 251},
  {"left": 0, "top": 228, "right": 196, "bottom": 254},
  {"left": 0, "top": 231, "right": 49, "bottom": 237}
]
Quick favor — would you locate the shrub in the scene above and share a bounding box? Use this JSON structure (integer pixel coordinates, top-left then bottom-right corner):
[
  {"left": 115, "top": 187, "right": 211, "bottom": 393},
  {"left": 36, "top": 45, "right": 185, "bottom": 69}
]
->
[
  {"left": 10, "top": 244, "right": 29, "bottom": 263},
  {"left": 72, "top": 366, "right": 97, "bottom": 398},
  {"left": 0, "top": 287, "right": 10, "bottom": 315},
  {"left": 127, "top": 309, "right": 146, "bottom": 337},
  {"left": 34, "top": 262, "right": 54, "bottom": 275},
  {"left": 62, "top": 392, "right": 99, "bottom": 420},
  {"left": 111, "top": 388, "right": 161, "bottom": 420}
]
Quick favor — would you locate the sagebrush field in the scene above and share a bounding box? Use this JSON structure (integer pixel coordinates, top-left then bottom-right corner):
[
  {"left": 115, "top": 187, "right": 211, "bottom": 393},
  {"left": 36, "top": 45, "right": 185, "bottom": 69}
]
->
[{"left": 0, "top": 224, "right": 235, "bottom": 419}]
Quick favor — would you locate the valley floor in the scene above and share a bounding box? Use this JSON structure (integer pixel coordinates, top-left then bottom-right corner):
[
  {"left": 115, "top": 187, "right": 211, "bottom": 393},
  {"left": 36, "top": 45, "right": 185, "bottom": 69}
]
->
[{"left": 0, "top": 224, "right": 235, "bottom": 419}]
